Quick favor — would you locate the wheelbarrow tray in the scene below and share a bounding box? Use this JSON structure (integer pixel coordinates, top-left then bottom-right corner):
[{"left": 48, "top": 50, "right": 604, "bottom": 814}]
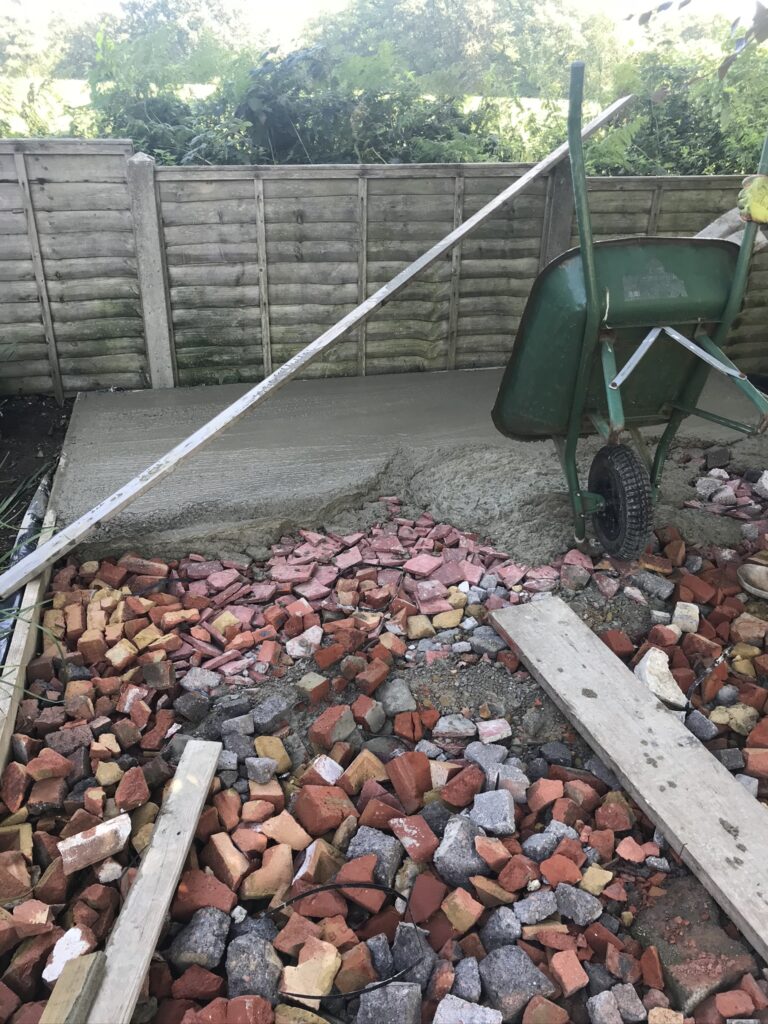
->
[{"left": 492, "top": 236, "right": 740, "bottom": 441}]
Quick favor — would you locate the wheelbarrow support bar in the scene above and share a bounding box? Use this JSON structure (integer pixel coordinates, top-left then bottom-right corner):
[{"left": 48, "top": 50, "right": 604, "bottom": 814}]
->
[{"left": 0, "top": 91, "right": 634, "bottom": 602}]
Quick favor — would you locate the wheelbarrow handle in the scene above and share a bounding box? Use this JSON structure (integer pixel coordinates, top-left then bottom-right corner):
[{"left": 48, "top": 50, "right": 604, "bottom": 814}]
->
[{"left": 567, "top": 62, "right": 599, "bottom": 323}]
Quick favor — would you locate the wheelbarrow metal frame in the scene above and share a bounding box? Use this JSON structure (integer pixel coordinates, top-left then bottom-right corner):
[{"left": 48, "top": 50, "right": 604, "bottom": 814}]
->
[{"left": 561, "top": 61, "right": 768, "bottom": 544}]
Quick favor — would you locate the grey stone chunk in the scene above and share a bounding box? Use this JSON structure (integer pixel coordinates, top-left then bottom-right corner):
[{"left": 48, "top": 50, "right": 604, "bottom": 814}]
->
[
  {"left": 168, "top": 907, "right": 230, "bottom": 970},
  {"left": 599, "top": 913, "right": 621, "bottom": 935},
  {"left": 434, "top": 994, "right": 502, "bottom": 1024},
  {"left": 230, "top": 914, "right": 278, "bottom": 941},
  {"left": 480, "top": 573, "right": 499, "bottom": 590},
  {"left": 539, "top": 741, "right": 572, "bottom": 766},
  {"left": 223, "top": 733, "right": 256, "bottom": 761},
  {"left": 685, "top": 709, "right": 720, "bottom": 742},
  {"left": 433, "top": 816, "right": 491, "bottom": 888},
  {"left": 469, "top": 790, "right": 516, "bottom": 836},
  {"left": 612, "top": 982, "right": 647, "bottom": 1022},
  {"left": 585, "top": 962, "right": 615, "bottom": 996},
  {"left": 217, "top": 750, "right": 238, "bottom": 772},
  {"left": 646, "top": 856, "right": 671, "bottom": 873},
  {"left": 415, "top": 739, "right": 443, "bottom": 758},
  {"left": 735, "top": 774, "right": 759, "bottom": 797},
  {"left": 420, "top": 799, "right": 454, "bottom": 838},
  {"left": 469, "top": 626, "right": 508, "bottom": 658},
  {"left": 346, "top": 826, "right": 404, "bottom": 887},
  {"left": 556, "top": 883, "right": 603, "bottom": 926},
  {"left": 366, "top": 933, "right": 394, "bottom": 979},
  {"left": 244, "top": 756, "right": 277, "bottom": 783},
  {"left": 163, "top": 733, "right": 193, "bottom": 766},
  {"left": 545, "top": 820, "right": 579, "bottom": 841},
  {"left": 478, "top": 945, "right": 557, "bottom": 1021},
  {"left": 433, "top": 714, "right": 477, "bottom": 740},
  {"left": 173, "top": 691, "right": 211, "bottom": 724},
  {"left": 251, "top": 695, "right": 291, "bottom": 734},
  {"left": 364, "top": 736, "right": 408, "bottom": 762},
  {"left": 452, "top": 957, "right": 482, "bottom": 1002},
  {"left": 220, "top": 713, "right": 255, "bottom": 736},
  {"left": 714, "top": 747, "right": 745, "bottom": 771},
  {"left": 514, "top": 890, "right": 557, "bottom": 924},
  {"left": 587, "top": 990, "right": 624, "bottom": 1024},
  {"left": 465, "top": 741, "right": 507, "bottom": 771},
  {"left": 356, "top": 982, "right": 422, "bottom": 1024},
  {"left": 377, "top": 677, "right": 417, "bottom": 716},
  {"left": 180, "top": 667, "right": 221, "bottom": 693},
  {"left": 630, "top": 571, "right": 675, "bottom": 601},
  {"left": 488, "top": 764, "right": 530, "bottom": 803},
  {"left": 585, "top": 757, "right": 620, "bottom": 789},
  {"left": 391, "top": 923, "right": 437, "bottom": 992},
  {"left": 521, "top": 832, "right": 559, "bottom": 863},
  {"left": 282, "top": 732, "right": 309, "bottom": 769},
  {"left": 684, "top": 554, "right": 704, "bottom": 574},
  {"left": 526, "top": 757, "right": 549, "bottom": 782},
  {"left": 715, "top": 684, "right": 740, "bottom": 707},
  {"left": 225, "top": 933, "right": 282, "bottom": 1002},
  {"left": 480, "top": 907, "right": 522, "bottom": 951}
]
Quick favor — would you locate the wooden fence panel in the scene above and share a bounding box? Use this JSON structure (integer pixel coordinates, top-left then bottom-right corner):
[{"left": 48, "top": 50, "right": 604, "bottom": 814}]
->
[
  {"left": 0, "top": 139, "right": 148, "bottom": 398},
  {"left": 1, "top": 148, "right": 767, "bottom": 392}
]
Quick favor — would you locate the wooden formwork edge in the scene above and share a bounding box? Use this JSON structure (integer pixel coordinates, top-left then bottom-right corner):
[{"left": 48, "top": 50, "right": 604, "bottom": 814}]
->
[
  {"left": 83, "top": 738, "right": 222, "bottom": 1024},
  {"left": 0, "top": 507, "right": 57, "bottom": 771}
]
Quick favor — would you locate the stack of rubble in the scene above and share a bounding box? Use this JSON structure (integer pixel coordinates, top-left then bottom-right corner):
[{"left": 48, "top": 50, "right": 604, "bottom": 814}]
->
[
  {"left": 1, "top": 475, "right": 768, "bottom": 1022},
  {"left": 148, "top": 683, "right": 764, "bottom": 1024}
]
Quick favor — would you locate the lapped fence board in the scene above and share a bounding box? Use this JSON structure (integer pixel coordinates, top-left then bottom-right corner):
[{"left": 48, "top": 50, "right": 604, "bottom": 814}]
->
[
  {"left": 3, "top": 139, "right": 768, "bottom": 393},
  {"left": 490, "top": 597, "right": 768, "bottom": 962},
  {"left": 86, "top": 739, "right": 221, "bottom": 1024}
]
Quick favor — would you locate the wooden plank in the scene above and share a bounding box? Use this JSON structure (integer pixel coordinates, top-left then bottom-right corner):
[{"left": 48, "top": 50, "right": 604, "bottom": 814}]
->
[
  {"left": 539, "top": 160, "right": 574, "bottom": 270},
  {"left": 14, "top": 153, "right": 63, "bottom": 405},
  {"left": 446, "top": 174, "right": 465, "bottom": 369},
  {"left": 356, "top": 175, "right": 368, "bottom": 376},
  {"left": 0, "top": 139, "right": 132, "bottom": 155},
  {"left": 126, "top": 153, "right": 176, "bottom": 389},
  {"left": 490, "top": 598, "right": 768, "bottom": 962},
  {"left": 40, "top": 952, "right": 106, "bottom": 1024},
  {"left": 86, "top": 739, "right": 221, "bottom": 1024},
  {"left": 0, "top": 92, "right": 633, "bottom": 602},
  {"left": 0, "top": 508, "right": 56, "bottom": 771},
  {"left": 254, "top": 176, "right": 272, "bottom": 377},
  {"left": 155, "top": 162, "right": 536, "bottom": 181}
]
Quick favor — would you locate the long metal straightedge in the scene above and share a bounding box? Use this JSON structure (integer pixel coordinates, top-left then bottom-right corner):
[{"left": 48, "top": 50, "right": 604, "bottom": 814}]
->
[{"left": 0, "top": 93, "right": 633, "bottom": 601}]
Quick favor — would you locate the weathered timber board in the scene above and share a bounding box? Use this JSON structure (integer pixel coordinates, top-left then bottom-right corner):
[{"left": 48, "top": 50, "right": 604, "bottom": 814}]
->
[
  {"left": 490, "top": 597, "right": 768, "bottom": 962},
  {"left": 85, "top": 739, "right": 221, "bottom": 1024}
]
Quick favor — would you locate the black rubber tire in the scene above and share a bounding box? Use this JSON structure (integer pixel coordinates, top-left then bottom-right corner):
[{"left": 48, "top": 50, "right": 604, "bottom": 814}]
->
[{"left": 588, "top": 444, "right": 652, "bottom": 559}]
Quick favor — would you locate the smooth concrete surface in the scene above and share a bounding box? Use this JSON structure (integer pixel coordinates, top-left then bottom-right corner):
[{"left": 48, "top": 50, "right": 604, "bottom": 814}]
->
[{"left": 51, "top": 368, "right": 768, "bottom": 562}]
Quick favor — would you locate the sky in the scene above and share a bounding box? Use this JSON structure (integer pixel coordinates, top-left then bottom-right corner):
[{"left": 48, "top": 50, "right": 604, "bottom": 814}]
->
[{"left": 3, "top": 0, "right": 760, "bottom": 48}]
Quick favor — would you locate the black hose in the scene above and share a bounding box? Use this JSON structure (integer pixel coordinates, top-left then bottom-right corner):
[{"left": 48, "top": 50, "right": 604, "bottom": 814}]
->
[{"left": 0, "top": 475, "right": 50, "bottom": 670}]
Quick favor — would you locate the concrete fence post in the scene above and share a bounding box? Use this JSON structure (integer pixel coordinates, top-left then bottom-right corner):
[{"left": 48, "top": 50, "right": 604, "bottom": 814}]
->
[{"left": 127, "top": 153, "right": 177, "bottom": 388}]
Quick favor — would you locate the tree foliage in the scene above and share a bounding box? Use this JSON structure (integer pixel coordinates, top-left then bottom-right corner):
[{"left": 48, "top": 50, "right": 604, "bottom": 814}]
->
[{"left": 0, "top": 0, "right": 766, "bottom": 174}]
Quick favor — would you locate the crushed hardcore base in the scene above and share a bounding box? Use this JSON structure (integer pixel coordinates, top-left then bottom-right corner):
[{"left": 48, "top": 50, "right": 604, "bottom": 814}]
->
[{"left": 4, "top": 448, "right": 768, "bottom": 1024}]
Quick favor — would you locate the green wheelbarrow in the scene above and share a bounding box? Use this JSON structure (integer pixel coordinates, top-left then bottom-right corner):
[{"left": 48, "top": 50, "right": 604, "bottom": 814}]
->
[{"left": 492, "top": 61, "right": 768, "bottom": 559}]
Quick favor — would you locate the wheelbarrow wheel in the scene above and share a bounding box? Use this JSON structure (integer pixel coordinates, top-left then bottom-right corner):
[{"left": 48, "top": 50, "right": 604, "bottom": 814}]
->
[{"left": 588, "top": 444, "right": 652, "bottom": 559}]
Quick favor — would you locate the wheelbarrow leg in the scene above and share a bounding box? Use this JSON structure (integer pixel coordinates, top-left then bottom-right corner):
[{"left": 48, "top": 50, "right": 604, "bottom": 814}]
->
[
  {"left": 650, "top": 410, "right": 685, "bottom": 500},
  {"left": 553, "top": 436, "right": 590, "bottom": 544}
]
